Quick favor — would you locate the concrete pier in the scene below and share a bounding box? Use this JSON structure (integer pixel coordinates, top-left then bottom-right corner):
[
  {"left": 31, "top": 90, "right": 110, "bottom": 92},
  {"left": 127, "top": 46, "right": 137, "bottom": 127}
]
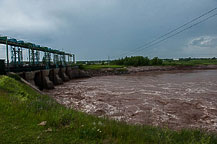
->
[
  {"left": 49, "top": 68, "right": 63, "bottom": 85},
  {"left": 24, "top": 71, "right": 37, "bottom": 86},
  {"left": 34, "top": 70, "right": 43, "bottom": 90},
  {"left": 66, "top": 67, "right": 73, "bottom": 79},
  {"left": 41, "top": 70, "right": 54, "bottom": 89},
  {"left": 59, "top": 68, "right": 69, "bottom": 82}
]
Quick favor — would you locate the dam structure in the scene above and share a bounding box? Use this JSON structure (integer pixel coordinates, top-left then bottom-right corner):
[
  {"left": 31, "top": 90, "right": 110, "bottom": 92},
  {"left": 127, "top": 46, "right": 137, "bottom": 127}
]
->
[{"left": 0, "top": 35, "right": 84, "bottom": 90}]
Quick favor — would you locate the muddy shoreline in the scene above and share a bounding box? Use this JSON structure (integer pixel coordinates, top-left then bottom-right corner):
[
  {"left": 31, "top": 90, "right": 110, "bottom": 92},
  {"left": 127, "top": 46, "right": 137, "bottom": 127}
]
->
[{"left": 84, "top": 65, "right": 217, "bottom": 77}]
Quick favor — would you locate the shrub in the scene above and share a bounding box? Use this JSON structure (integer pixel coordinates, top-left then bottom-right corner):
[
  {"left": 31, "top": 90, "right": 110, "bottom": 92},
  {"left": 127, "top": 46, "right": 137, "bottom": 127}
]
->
[
  {"left": 150, "top": 57, "right": 163, "bottom": 65},
  {"left": 111, "top": 56, "right": 163, "bottom": 66}
]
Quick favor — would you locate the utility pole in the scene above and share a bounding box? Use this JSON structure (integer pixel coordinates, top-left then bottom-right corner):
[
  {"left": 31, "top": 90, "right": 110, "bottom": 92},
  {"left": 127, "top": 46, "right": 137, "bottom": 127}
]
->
[
  {"left": 32, "top": 48, "right": 35, "bottom": 66},
  {"left": 108, "top": 56, "right": 110, "bottom": 64},
  {"left": 73, "top": 54, "right": 75, "bottom": 64},
  {"left": 6, "top": 37, "right": 9, "bottom": 72},
  {"left": 28, "top": 49, "right": 31, "bottom": 66}
]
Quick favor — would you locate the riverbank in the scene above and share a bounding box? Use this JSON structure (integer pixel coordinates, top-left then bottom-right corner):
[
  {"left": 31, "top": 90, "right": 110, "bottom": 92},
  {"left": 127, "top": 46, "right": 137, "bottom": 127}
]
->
[
  {"left": 1, "top": 75, "right": 217, "bottom": 143},
  {"left": 83, "top": 64, "right": 217, "bottom": 77}
]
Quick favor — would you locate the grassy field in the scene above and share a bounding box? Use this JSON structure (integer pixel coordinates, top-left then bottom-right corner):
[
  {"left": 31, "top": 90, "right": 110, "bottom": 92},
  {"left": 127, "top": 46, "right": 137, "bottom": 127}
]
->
[
  {"left": 163, "top": 59, "right": 217, "bottom": 66},
  {"left": 0, "top": 75, "right": 217, "bottom": 143},
  {"left": 79, "top": 59, "right": 217, "bottom": 70}
]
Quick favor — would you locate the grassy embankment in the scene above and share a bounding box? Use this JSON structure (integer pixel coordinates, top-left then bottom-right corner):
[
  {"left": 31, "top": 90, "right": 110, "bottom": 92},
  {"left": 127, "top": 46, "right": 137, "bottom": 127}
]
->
[
  {"left": 0, "top": 75, "right": 217, "bottom": 143},
  {"left": 80, "top": 59, "right": 217, "bottom": 70},
  {"left": 163, "top": 59, "right": 217, "bottom": 66}
]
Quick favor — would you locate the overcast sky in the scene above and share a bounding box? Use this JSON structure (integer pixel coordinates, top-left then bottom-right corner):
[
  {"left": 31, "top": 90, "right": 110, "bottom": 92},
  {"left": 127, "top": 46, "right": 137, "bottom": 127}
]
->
[{"left": 0, "top": 0, "right": 217, "bottom": 60}]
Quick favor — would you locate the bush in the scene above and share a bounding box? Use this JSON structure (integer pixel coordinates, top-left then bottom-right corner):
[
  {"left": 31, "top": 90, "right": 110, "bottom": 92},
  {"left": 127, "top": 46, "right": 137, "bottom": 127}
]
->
[
  {"left": 111, "top": 56, "right": 163, "bottom": 66},
  {"left": 150, "top": 57, "right": 163, "bottom": 65}
]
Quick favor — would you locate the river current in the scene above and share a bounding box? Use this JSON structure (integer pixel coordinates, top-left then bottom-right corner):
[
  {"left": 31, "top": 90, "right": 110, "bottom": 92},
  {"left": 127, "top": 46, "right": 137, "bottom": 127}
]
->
[{"left": 45, "top": 70, "right": 217, "bottom": 132}]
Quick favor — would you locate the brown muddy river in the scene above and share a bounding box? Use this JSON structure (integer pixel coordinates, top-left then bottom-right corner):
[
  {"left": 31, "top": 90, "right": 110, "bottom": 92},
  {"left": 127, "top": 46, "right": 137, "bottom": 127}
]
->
[{"left": 45, "top": 70, "right": 217, "bottom": 132}]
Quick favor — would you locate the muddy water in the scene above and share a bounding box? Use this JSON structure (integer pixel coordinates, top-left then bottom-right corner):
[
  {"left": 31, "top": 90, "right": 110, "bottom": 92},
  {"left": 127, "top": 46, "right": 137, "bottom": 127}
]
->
[{"left": 45, "top": 70, "right": 217, "bottom": 132}]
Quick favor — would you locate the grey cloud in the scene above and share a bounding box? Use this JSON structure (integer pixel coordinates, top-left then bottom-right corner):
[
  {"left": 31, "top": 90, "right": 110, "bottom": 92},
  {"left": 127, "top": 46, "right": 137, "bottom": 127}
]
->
[
  {"left": 190, "top": 36, "right": 217, "bottom": 48},
  {"left": 0, "top": 0, "right": 217, "bottom": 60},
  {"left": 182, "top": 36, "right": 217, "bottom": 58}
]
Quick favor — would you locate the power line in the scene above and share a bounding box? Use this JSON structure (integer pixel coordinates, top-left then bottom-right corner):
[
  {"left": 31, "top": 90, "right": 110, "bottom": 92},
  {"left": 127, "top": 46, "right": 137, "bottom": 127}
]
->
[
  {"left": 125, "top": 13, "right": 217, "bottom": 56},
  {"left": 116, "top": 7, "right": 217, "bottom": 58},
  {"left": 113, "top": 7, "right": 217, "bottom": 59}
]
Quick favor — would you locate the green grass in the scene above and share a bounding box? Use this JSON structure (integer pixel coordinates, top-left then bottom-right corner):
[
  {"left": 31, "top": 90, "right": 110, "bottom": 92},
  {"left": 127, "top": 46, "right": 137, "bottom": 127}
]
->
[
  {"left": 0, "top": 75, "right": 217, "bottom": 143},
  {"left": 163, "top": 59, "right": 217, "bottom": 66},
  {"left": 81, "top": 64, "right": 125, "bottom": 70},
  {"left": 80, "top": 59, "right": 217, "bottom": 70}
]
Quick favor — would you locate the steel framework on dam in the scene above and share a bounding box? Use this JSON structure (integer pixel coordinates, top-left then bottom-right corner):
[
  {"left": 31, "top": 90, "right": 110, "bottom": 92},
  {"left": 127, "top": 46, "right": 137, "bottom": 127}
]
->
[{"left": 0, "top": 35, "right": 75, "bottom": 72}]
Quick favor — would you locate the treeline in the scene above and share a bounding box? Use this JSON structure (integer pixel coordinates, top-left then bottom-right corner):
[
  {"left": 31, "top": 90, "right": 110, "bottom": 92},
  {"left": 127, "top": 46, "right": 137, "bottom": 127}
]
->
[{"left": 110, "top": 56, "right": 163, "bottom": 66}]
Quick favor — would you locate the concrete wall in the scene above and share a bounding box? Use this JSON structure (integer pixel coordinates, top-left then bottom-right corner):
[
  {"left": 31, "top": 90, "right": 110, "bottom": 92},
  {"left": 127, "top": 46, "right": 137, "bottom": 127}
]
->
[{"left": 22, "top": 67, "right": 88, "bottom": 90}]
